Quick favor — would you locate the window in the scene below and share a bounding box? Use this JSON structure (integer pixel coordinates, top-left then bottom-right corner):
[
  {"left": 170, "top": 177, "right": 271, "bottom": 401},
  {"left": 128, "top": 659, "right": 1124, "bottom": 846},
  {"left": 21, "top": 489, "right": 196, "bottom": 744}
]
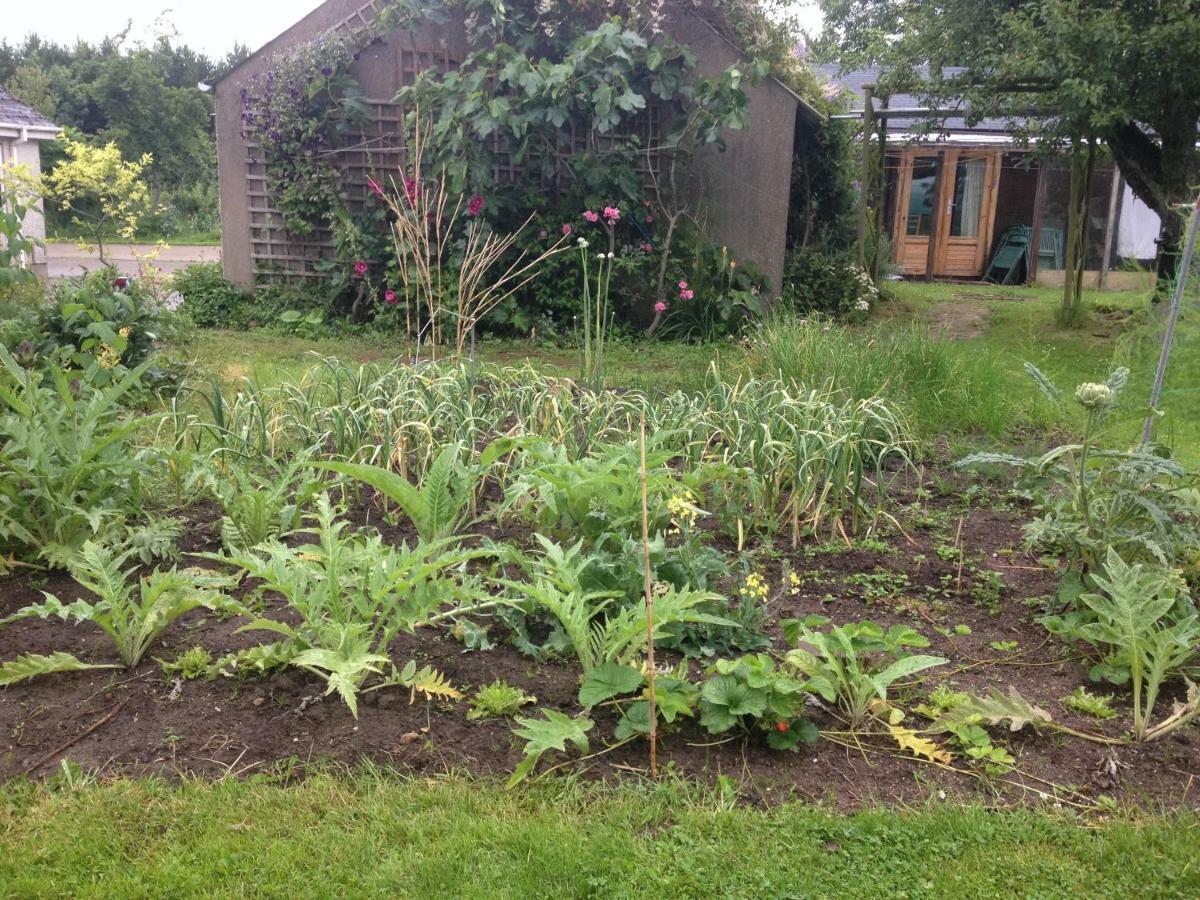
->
[
  {"left": 950, "top": 157, "right": 987, "bottom": 238},
  {"left": 905, "top": 157, "right": 939, "bottom": 236}
]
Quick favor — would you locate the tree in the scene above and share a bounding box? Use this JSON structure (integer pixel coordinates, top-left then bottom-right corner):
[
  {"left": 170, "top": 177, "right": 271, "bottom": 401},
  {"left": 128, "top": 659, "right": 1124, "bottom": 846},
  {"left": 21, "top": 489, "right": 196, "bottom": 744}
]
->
[
  {"left": 40, "top": 137, "right": 158, "bottom": 263},
  {"left": 818, "top": 0, "right": 1200, "bottom": 297}
]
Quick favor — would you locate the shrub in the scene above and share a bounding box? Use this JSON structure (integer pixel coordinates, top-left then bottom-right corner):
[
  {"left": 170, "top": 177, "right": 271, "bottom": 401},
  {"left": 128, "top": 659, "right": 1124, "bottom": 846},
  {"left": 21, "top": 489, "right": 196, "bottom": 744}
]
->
[
  {"left": 780, "top": 248, "right": 878, "bottom": 319},
  {"left": 172, "top": 263, "right": 247, "bottom": 327},
  {"left": 35, "top": 269, "right": 190, "bottom": 389}
]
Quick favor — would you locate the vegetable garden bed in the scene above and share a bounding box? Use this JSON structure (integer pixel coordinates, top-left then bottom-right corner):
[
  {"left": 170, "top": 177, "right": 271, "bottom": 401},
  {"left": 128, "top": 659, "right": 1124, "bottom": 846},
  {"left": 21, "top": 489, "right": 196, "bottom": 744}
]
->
[{"left": 3, "top": 467, "right": 1196, "bottom": 810}]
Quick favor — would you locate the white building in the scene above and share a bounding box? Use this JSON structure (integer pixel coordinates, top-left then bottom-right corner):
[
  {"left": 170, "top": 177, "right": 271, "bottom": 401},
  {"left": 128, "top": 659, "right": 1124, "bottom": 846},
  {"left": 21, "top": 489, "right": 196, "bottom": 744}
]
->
[{"left": 0, "top": 84, "right": 59, "bottom": 278}]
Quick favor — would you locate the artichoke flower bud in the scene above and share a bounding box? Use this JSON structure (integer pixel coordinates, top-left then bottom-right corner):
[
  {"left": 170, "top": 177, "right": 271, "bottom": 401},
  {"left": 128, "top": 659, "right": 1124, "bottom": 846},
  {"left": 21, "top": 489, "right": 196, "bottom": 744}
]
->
[{"left": 1074, "top": 382, "right": 1113, "bottom": 409}]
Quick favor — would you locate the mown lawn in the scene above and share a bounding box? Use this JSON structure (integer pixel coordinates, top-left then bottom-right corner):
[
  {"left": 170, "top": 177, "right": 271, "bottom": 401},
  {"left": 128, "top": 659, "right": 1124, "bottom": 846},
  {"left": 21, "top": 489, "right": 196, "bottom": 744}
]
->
[{"left": 2, "top": 772, "right": 1198, "bottom": 898}]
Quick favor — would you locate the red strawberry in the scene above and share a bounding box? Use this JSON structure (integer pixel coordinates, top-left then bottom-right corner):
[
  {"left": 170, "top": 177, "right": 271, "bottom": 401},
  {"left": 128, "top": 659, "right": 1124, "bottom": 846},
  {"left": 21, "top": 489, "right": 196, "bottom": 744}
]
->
[{"left": 775, "top": 720, "right": 789, "bottom": 733}]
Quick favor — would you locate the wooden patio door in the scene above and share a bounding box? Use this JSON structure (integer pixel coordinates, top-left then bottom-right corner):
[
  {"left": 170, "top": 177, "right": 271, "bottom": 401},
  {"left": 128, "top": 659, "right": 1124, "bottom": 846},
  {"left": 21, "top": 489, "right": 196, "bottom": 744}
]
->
[{"left": 892, "top": 150, "right": 1001, "bottom": 278}]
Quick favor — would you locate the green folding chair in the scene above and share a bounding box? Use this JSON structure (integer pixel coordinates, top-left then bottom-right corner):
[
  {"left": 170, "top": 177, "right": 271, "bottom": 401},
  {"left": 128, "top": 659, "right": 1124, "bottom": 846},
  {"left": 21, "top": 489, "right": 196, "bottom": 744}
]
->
[
  {"left": 1038, "top": 228, "right": 1064, "bottom": 271},
  {"left": 984, "top": 225, "right": 1032, "bottom": 284}
]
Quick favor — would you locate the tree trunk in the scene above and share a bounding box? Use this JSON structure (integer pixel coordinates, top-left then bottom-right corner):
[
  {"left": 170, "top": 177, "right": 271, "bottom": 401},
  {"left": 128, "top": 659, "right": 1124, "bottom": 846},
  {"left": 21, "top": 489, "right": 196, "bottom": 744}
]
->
[{"left": 1060, "top": 138, "right": 1095, "bottom": 325}]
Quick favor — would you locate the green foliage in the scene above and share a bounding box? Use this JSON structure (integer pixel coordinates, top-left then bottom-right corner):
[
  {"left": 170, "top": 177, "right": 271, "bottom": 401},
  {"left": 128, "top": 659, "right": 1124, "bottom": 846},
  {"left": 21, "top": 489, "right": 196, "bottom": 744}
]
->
[
  {"left": 40, "top": 137, "right": 159, "bottom": 257},
  {"left": 238, "top": 36, "right": 370, "bottom": 235},
  {"left": 172, "top": 263, "right": 247, "bottom": 328},
  {"left": 1053, "top": 549, "right": 1200, "bottom": 741},
  {"left": 947, "top": 723, "right": 1015, "bottom": 775},
  {"left": 613, "top": 676, "right": 700, "bottom": 741},
  {"left": 959, "top": 364, "right": 1199, "bottom": 572},
  {"left": 508, "top": 709, "right": 594, "bottom": 786},
  {"left": 746, "top": 313, "right": 1017, "bottom": 441},
  {"left": 157, "top": 646, "right": 214, "bottom": 681},
  {"left": 578, "top": 661, "right": 643, "bottom": 708},
  {"left": 317, "top": 439, "right": 512, "bottom": 542},
  {"left": 1, "top": 541, "right": 233, "bottom": 668},
  {"left": 390, "top": 1, "right": 759, "bottom": 196},
  {"left": 0, "top": 348, "right": 153, "bottom": 566},
  {"left": 779, "top": 250, "right": 878, "bottom": 320},
  {"left": 699, "top": 653, "right": 817, "bottom": 749},
  {"left": 1063, "top": 686, "right": 1117, "bottom": 721},
  {"left": 0, "top": 178, "right": 42, "bottom": 296},
  {"left": 37, "top": 269, "right": 188, "bottom": 379},
  {"left": 204, "top": 495, "right": 487, "bottom": 715},
  {"left": 120, "top": 516, "right": 183, "bottom": 565},
  {"left": 503, "top": 535, "right": 729, "bottom": 672},
  {"left": 467, "top": 680, "right": 536, "bottom": 720},
  {"left": 932, "top": 686, "right": 1055, "bottom": 734},
  {"left": 784, "top": 617, "right": 946, "bottom": 728},
  {"left": 657, "top": 245, "right": 772, "bottom": 343},
  {"left": 500, "top": 439, "right": 677, "bottom": 550},
  {"left": 194, "top": 454, "right": 320, "bottom": 551},
  {"left": 0, "top": 652, "right": 118, "bottom": 687}
]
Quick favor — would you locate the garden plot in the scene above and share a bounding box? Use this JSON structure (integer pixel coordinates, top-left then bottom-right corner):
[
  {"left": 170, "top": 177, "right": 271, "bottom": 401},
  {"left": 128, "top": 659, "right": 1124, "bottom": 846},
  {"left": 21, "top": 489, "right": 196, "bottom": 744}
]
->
[{"left": 2, "top": 354, "right": 1198, "bottom": 811}]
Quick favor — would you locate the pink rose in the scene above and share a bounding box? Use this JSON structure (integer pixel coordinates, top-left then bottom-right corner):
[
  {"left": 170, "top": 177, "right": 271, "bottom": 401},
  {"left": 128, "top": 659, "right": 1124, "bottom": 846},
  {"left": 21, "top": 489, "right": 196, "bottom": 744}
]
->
[
  {"left": 353, "top": 260, "right": 368, "bottom": 277},
  {"left": 384, "top": 289, "right": 398, "bottom": 305},
  {"left": 678, "top": 281, "right": 688, "bottom": 290},
  {"left": 642, "top": 242, "right": 653, "bottom": 253},
  {"left": 654, "top": 301, "right": 668, "bottom": 313},
  {"left": 680, "top": 288, "right": 694, "bottom": 301},
  {"left": 645, "top": 214, "right": 655, "bottom": 224},
  {"left": 561, "top": 223, "right": 572, "bottom": 236},
  {"left": 603, "top": 206, "right": 620, "bottom": 223},
  {"left": 467, "top": 194, "right": 485, "bottom": 217},
  {"left": 583, "top": 210, "right": 600, "bottom": 223}
]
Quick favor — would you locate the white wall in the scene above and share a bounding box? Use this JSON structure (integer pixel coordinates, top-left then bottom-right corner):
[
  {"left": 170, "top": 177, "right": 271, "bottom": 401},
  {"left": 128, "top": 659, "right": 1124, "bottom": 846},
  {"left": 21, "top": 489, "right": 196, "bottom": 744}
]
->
[
  {"left": 1117, "top": 182, "right": 1161, "bottom": 261},
  {"left": 0, "top": 135, "right": 48, "bottom": 272}
]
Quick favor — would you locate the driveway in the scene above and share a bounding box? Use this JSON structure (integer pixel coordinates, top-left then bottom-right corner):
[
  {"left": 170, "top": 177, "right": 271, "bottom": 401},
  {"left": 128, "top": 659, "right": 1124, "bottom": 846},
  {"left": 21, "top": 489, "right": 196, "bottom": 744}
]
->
[{"left": 45, "top": 242, "right": 220, "bottom": 280}]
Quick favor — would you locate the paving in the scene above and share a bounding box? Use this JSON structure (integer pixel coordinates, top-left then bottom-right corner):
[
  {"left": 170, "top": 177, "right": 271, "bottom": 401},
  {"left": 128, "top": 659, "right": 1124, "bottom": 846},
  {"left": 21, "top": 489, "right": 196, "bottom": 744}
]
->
[{"left": 44, "top": 242, "right": 220, "bottom": 280}]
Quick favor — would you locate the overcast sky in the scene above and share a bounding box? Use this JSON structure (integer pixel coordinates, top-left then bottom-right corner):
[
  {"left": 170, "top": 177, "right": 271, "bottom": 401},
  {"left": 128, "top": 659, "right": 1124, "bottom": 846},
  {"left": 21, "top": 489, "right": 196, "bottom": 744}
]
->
[{"left": 4, "top": 1, "right": 823, "bottom": 58}]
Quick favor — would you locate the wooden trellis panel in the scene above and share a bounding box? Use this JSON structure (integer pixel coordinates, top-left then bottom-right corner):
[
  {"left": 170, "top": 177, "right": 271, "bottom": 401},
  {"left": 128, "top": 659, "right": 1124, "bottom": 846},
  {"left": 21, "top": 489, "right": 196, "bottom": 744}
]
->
[{"left": 243, "top": 26, "right": 666, "bottom": 282}]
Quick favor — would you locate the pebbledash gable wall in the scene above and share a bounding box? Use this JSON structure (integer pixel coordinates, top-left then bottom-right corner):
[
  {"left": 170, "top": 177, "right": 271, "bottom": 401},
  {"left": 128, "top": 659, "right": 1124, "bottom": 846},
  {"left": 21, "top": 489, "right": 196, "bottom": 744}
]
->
[{"left": 213, "top": 0, "right": 814, "bottom": 295}]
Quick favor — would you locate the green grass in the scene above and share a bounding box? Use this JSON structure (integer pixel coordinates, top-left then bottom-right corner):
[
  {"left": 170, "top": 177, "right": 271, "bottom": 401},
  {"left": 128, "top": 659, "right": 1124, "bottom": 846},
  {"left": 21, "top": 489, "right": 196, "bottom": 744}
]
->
[
  {"left": 180, "top": 277, "right": 1198, "bottom": 465},
  {"left": 2, "top": 771, "right": 1198, "bottom": 898},
  {"left": 183, "top": 330, "right": 723, "bottom": 395},
  {"left": 745, "top": 313, "right": 1038, "bottom": 445},
  {"left": 884, "top": 281, "right": 1200, "bottom": 463}
]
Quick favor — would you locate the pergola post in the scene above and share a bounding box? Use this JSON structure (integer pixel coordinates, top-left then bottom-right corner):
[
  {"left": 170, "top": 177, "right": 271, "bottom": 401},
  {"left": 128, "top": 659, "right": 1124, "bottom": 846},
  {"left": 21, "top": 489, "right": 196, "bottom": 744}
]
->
[{"left": 856, "top": 85, "right": 875, "bottom": 271}]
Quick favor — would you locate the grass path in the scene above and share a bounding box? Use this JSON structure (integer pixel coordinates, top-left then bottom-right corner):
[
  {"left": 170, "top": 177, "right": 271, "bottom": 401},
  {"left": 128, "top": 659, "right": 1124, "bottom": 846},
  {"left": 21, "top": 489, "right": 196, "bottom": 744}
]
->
[{"left": 3, "top": 773, "right": 1198, "bottom": 898}]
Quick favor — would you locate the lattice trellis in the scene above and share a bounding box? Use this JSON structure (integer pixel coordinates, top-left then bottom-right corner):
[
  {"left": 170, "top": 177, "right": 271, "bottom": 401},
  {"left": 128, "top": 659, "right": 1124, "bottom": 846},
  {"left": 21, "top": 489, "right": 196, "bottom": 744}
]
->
[{"left": 242, "top": 18, "right": 666, "bottom": 282}]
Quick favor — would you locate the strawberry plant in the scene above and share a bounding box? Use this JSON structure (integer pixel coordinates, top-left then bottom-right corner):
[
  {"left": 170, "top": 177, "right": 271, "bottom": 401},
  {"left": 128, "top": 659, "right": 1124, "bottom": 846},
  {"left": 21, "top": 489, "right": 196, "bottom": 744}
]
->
[{"left": 699, "top": 653, "right": 817, "bottom": 749}]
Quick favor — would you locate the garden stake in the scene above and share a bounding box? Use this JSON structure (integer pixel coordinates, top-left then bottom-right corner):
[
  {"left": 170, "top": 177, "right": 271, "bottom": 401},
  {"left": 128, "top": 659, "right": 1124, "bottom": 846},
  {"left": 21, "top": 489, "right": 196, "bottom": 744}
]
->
[
  {"left": 640, "top": 414, "right": 657, "bottom": 778},
  {"left": 1142, "top": 196, "right": 1199, "bottom": 444}
]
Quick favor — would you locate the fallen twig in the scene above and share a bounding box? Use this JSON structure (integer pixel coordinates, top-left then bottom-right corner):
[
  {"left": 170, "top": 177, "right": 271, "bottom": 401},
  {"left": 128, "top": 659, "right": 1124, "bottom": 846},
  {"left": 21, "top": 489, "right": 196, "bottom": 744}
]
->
[{"left": 21, "top": 700, "right": 126, "bottom": 776}]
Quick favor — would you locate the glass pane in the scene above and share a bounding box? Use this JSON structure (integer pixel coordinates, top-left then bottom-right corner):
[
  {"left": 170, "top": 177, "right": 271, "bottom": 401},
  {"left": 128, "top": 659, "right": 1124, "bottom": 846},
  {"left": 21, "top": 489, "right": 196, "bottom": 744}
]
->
[
  {"left": 950, "top": 157, "right": 987, "bottom": 238},
  {"left": 905, "top": 157, "right": 939, "bottom": 236}
]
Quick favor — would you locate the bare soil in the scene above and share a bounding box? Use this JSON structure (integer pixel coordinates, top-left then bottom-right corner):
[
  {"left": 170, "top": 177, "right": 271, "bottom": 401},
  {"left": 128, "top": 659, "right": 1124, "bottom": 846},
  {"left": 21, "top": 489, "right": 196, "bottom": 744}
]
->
[{"left": 2, "top": 469, "right": 1197, "bottom": 811}]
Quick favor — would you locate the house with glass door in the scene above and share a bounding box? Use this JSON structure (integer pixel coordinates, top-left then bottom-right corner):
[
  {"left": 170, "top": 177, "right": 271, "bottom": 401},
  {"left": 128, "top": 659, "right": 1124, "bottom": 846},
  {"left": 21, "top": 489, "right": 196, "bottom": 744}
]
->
[{"left": 818, "top": 65, "right": 1162, "bottom": 288}]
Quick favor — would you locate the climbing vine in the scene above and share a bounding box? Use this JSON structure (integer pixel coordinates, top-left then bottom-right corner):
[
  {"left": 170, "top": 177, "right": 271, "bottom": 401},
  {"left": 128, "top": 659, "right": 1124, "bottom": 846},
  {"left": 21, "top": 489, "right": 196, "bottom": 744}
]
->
[
  {"left": 239, "top": 36, "right": 371, "bottom": 235},
  {"left": 383, "top": 0, "right": 764, "bottom": 198}
]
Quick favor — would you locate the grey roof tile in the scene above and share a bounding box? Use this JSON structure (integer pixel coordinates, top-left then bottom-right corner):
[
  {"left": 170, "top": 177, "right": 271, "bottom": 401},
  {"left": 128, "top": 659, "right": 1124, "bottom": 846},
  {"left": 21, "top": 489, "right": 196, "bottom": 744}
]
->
[{"left": 0, "top": 84, "right": 59, "bottom": 131}]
